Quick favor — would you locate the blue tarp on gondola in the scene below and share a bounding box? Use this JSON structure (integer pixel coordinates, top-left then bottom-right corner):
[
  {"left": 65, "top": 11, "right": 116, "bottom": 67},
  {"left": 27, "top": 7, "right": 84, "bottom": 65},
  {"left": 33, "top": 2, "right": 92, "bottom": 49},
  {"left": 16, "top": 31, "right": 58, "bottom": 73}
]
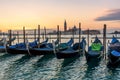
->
[
  {"left": 29, "top": 40, "right": 37, "bottom": 48},
  {"left": 0, "top": 46, "right": 5, "bottom": 49},
  {"left": 67, "top": 38, "right": 74, "bottom": 46},
  {"left": 111, "top": 37, "right": 119, "bottom": 44},
  {"left": 111, "top": 50, "right": 120, "bottom": 57},
  {"left": 10, "top": 40, "right": 38, "bottom": 49}
]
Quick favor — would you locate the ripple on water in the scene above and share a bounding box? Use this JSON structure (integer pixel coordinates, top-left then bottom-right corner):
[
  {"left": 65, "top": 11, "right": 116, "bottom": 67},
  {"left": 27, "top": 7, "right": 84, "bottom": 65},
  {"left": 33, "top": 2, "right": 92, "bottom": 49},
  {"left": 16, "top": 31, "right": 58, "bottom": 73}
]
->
[
  {"left": 1, "top": 53, "right": 120, "bottom": 80},
  {"left": 0, "top": 54, "right": 25, "bottom": 80}
]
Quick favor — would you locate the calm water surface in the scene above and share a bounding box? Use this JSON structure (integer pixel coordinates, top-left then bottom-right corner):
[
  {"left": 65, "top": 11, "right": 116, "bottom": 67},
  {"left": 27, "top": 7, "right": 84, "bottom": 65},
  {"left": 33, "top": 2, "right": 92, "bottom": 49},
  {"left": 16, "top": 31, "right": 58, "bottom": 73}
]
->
[
  {"left": 0, "top": 34, "right": 120, "bottom": 80},
  {"left": 0, "top": 52, "right": 120, "bottom": 80}
]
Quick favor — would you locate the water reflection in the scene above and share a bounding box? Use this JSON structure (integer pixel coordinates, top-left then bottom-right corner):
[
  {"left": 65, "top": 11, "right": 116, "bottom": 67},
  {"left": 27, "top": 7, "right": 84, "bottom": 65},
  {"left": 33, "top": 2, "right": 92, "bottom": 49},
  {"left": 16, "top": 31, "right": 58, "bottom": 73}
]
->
[
  {"left": 107, "top": 67, "right": 120, "bottom": 80},
  {"left": 1, "top": 54, "right": 32, "bottom": 80},
  {"left": 82, "top": 58, "right": 101, "bottom": 79},
  {"left": 0, "top": 53, "right": 17, "bottom": 61},
  {"left": 52, "top": 57, "right": 79, "bottom": 80},
  {"left": 33, "top": 54, "right": 55, "bottom": 68}
]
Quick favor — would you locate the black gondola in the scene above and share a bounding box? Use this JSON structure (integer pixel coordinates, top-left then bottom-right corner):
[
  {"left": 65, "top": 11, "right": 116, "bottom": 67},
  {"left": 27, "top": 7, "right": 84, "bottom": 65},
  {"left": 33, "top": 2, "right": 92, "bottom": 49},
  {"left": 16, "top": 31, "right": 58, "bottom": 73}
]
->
[
  {"left": 0, "top": 37, "right": 16, "bottom": 52},
  {"left": 28, "top": 38, "right": 73, "bottom": 55},
  {"left": 107, "top": 36, "right": 120, "bottom": 67},
  {"left": 55, "top": 37, "right": 86, "bottom": 59},
  {"left": 6, "top": 38, "right": 48, "bottom": 54},
  {"left": 85, "top": 36, "right": 104, "bottom": 61}
]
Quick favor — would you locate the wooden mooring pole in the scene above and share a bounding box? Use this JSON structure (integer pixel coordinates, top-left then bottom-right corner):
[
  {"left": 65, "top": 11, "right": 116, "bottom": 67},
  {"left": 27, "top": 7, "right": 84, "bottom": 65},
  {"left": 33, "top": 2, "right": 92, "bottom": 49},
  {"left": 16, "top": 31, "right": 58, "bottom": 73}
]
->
[
  {"left": 44, "top": 27, "right": 46, "bottom": 39},
  {"left": 60, "top": 31, "right": 61, "bottom": 43},
  {"left": 8, "top": 30, "right": 12, "bottom": 46},
  {"left": 23, "top": 27, "right": 25, "bottom": 43},
  {"left": 34, "top": 29, "right": 36, "bottom": 40},
  {"left": 103, "top": 24, "right": 107, "bottom": 59},
  {"left": 12, "top": 31, "right": 15, "bottom": 44},
  {"left": 57, "top": 25, "right": 60, "bottom": 44},
  {"left": 17, "top": 31, "right": 19, "bottom": 43},
  {"left": 87, "top": 29, "right": 90, "bottom": 50},
  {"left": 38, "top": 25, "right": 40, "bottom": 43},
  {"left": 79, "top": 23, "right": 81, "bottom": 43},
  {"left": 79, "top": 22, "right": 81, "bottom": 52},
  {"left": 49, "top": 34, "right": 51, "bottom": 43},
  {"left": 72, "top": 27, "right": 75, "bottom": 44}
]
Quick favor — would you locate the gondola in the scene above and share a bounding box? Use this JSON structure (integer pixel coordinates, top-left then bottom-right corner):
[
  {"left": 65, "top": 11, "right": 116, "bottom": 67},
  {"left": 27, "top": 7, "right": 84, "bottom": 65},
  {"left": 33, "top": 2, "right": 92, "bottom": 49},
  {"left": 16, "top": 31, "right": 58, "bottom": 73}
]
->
[
  {"left": 107, "top": 36, "right": 120, "bottom": 67},
  {"left": 0, "top": 37, "right": 16, "bottom": 46},
  {"left": 0, "top": 37, "right": 16, "bottom": 52},
  {"left": 55, "top": 38, "right": 74, "bottom": 51},
  {"left": 54, "top": 37, "right": 86, "bottom": 59},
  {"left": 0, "top": 46, "right": 6, "bottom": 52},
  {"left": 85, "top": 36, "right": 103, "bottom": 61},
  {"left": 28, "top": 38, "right": 72, "bottom": 55},
  {"left": 0, "top": 37, "right": 5, "bottom": 43},
  {"left": 6, "top": 38, "right": 48, "bottom": 54}
]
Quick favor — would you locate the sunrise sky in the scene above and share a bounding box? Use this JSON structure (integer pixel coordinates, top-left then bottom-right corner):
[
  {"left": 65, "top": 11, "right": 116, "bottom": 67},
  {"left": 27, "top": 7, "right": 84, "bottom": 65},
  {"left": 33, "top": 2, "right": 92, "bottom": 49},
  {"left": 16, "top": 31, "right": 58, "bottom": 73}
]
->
[{"left": 0, "top": 0, "right": 120, "bottom": 32}]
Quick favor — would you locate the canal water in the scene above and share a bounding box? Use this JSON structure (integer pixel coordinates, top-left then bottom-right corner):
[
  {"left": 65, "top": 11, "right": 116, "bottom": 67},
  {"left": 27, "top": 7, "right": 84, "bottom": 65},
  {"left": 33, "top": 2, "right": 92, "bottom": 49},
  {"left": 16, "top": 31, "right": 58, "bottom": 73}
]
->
[
  {"left": 0, "top": 34, "right": 120, "bottom": 80},
  {"left": 1, "top": 53, "right": 120, "bottom": 80}
]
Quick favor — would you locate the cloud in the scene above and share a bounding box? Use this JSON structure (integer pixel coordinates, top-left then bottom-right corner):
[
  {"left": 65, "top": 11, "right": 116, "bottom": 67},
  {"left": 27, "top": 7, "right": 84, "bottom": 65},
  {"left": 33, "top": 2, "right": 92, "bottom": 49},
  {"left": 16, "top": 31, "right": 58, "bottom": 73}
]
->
[{"left": 95, "top": 9, "right": 120, "bottom": 21}]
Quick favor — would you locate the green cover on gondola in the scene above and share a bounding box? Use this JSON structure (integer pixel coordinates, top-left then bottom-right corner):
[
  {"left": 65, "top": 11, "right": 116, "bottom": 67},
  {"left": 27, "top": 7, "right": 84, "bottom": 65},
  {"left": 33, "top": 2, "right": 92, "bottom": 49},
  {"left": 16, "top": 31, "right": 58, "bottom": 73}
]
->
[{"left": 91, "top": 43, "right": 102, "bottom": 51}]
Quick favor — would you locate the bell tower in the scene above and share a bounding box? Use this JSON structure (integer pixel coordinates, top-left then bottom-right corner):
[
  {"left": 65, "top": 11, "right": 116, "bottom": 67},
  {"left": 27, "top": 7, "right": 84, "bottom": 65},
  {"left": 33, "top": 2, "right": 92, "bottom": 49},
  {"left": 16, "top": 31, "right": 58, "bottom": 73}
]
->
[{"left": 64, "top": 20, "right": 67, "bottom": 32}]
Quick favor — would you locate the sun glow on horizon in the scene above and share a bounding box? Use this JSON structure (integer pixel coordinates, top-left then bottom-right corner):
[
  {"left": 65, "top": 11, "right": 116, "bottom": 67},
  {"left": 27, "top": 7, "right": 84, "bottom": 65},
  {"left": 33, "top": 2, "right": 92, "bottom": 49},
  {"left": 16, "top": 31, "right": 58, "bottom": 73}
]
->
[{"left": 0, "top": 0, "right": 120, "bottom": 32}]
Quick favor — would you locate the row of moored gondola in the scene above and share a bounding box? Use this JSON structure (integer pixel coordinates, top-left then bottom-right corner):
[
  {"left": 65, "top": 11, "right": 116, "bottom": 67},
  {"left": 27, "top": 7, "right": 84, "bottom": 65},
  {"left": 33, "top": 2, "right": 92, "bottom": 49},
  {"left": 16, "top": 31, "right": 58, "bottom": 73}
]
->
[{"left": 0, "top": 36, "right": 120, "bottom": 67}]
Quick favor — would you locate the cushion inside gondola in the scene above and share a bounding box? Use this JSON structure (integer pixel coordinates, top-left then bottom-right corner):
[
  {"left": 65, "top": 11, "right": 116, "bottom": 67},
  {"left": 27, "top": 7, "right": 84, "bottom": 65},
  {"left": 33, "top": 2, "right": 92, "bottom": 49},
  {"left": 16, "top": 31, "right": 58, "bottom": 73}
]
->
[{"left": 111, "top": 50, "right": 120, "bottom": 57}]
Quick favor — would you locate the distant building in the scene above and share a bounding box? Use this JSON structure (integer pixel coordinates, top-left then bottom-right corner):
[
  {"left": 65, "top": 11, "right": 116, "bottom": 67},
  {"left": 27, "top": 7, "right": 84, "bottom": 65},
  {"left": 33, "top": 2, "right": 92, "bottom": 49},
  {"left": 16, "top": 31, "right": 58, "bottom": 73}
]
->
[
  {"left": 64, "top": 20, "right": 67, "bottom": 32},
  {"left": 13, "top": 29, "right": 54, "bottom": 35},
  {"left": 112, "top": 31, "right": 120, "bottom": 34},
  {"left": 67, "top": 25, "right": 77, "bottom": 34},
  {"left": 82, "top": 30, "right": 100, "bottom": 34},
  {"left": 48, "top": 30, "right": 57, "bottom": 35}
]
